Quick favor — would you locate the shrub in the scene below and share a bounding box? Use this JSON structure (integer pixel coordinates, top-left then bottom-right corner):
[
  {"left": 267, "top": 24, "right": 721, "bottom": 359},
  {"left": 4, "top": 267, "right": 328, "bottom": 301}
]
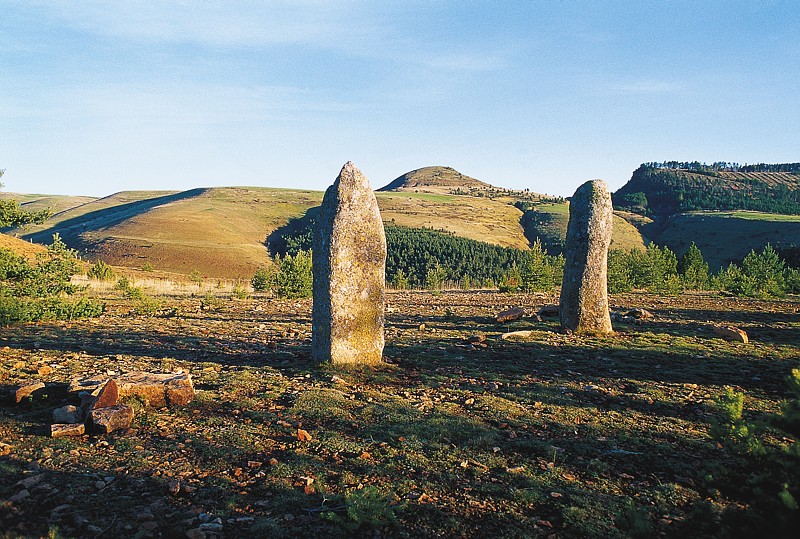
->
[
  {"left": 713, "top": 244, "right": 790, "bottom": 298},
  {"left": 607, "top": 249, "right": 633, "bottom": 293},
  {"left": 0, "top": 235, "right": 104, "bottom": 325},
  {"left": 390, "top": 268, "right": 410, "bottom": 290},
  {"left": 87, "top": 260, "right": 115, "bottom": 281},
  {"left": 709, "top": 370, "right": 800, "bottom": 535},
  {"left": 276, "top": 250, "right": 313, "bottom": 299},
  {"left": 231, "top": 284, "right": 249, "bottom": 299},
  {"left": 424, "top": 263, "right": 447, "bottom": 291},
  {"left": 251, "top": 266, "right": 276, "bottom": 292},
  {"left": 679, "top": 242, "right": 709, "bottom": 290}
]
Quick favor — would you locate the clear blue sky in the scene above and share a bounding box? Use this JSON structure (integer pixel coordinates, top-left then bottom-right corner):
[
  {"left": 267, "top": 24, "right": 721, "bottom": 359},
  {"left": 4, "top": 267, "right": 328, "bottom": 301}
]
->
[{"left": 2, "top": 1, "right": 798, "bottom": 198}]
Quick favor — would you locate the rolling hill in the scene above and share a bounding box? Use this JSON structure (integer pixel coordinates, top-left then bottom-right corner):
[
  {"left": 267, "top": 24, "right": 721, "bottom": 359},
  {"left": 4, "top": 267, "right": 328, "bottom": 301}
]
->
[
  {"left": 4, "top": 165, "right": 655, "bottom": 279},
  {"left": 378, "top": 166, "right": 496, "bottom": 194}
]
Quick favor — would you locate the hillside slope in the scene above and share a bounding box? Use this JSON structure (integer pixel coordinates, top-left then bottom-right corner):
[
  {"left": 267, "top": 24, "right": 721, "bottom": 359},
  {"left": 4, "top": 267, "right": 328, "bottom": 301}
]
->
[
  {"left": 0, "top": 232, "right": 47, "bottom": 259},
  {"left": 614, "top": 163, "right": 800, "bottom": 216},
  {"left": 379, "top": 166, "right": 498, "bottom": 194}
]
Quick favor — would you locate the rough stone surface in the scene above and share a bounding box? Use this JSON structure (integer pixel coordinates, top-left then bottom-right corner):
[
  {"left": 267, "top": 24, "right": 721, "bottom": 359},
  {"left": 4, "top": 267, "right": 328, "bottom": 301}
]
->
[
  {"left": 501, "top": 330, "right": 536, "bottom": 340},
  {"left": 559, "top": 180, "right": 614, "bottom": 335},
  {"left": 496, "top": 307, "right": 525, "bottom": 323},
  {"left": 70, "top": 372, "right": 194, "bottom": 408},
  {"left": 88, "top": 379, "right": 119, "bottom": 411},
  {"left": 8, "top": 381, "right": 45, "bottom": 404},
  {"left": 51, "top": 423, "right": 86, "bottom": 438},
  {"left": 537, "top": 304, "right": 560, "bottom": 318},
  {"left": 713, "top": 325, "right": 749, "bottom": 344},
  {"left": 89, "top": 404, "right": 134, "bottom": 434},
  {"left": 312, "top": 162, "right": 387, "bottom": 365},
  {"left": 53, "top": 405, "right": 83, "bottom": 424}
]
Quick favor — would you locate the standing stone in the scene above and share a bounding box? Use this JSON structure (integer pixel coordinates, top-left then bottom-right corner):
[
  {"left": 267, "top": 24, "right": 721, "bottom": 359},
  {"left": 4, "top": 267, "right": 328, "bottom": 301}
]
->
[
  {"left": 559, "top": 180, "right": 614, "bottom": 335},
  {"left": 312, "top": 162, "right": 387, "bottom": 365}
]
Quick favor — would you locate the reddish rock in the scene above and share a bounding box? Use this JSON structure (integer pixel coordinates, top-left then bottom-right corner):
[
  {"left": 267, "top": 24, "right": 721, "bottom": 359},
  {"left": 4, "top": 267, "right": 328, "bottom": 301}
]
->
[
  {"left": 713, "top": 325, "right": 749, "bottom": 344},
  {"left": 89, "top": 404, "right": 134, "bottom": 434},
  {"left": 496, "top": 307, "right": 525, "bottom": 323},
  {"left": 70, "top": 372, "right": 194, "bottom": 408},
  {"left": 88, "top": 379, "right": 119, "bottom": 411},
  {"left": 51, "top": 423, "right": 86, "bottom": 438},
  {"left": 466, "top": 334, "right": 487, "bottom": 344}
]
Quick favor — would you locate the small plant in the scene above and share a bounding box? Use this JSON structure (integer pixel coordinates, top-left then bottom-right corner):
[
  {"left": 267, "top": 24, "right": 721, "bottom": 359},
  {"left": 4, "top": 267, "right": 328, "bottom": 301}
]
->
[
  {"left": 275, "top": 250, "right": 312, "bottom": 299},
  {"left": 322, "top": 486, "right": 401, "bottom": 533},
  {"left": 190, "top": 270, "right": 203, "bottom": 287},
  {"left": 424, "top": 263, "right": 447, "bottom": 291},
  {"left": 87, "top": 260, "right": 116, "bottom": 281},
  {"left": 201, "top": 293, "right": 224, "bottom": 311},
  {"left": 231, "top": 284, "right": 249, "bottom": 299},
  {"left": 141, "top": 262, "right": 155, "bottom": 272},
  {"left": 251, "top": 266, "right": 276, "bottom": 292}
]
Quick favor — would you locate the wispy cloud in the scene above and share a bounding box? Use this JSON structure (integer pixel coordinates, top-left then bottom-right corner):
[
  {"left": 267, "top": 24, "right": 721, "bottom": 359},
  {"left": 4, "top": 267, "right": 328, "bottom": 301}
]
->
[
  {"left": 603, "top": 80, "right": 684, "bottom": 95},
  {"left": 25, "top": 0, "right": 378, "bottom": 48}
]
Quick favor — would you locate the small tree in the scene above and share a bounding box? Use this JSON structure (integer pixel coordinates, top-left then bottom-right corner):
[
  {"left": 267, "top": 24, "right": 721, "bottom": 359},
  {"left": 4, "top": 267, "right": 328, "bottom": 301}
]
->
[
  {"left": 276, "top": 250, "right": 312, "bottom": 298},
  {"left": 251, "top": 266, "right": 276, "bottom": 292},
  {"left": 424, "top": 262, "right": 447, "bottom": 291},
  {"left": 679, "top": 242, "right": 709, "bottom": 290},
  {"left": 607, "top": 249, "right": 633, "bottom": 293},
  {"left": 0, "top": 169, "right": 51, "bottom": 228}
]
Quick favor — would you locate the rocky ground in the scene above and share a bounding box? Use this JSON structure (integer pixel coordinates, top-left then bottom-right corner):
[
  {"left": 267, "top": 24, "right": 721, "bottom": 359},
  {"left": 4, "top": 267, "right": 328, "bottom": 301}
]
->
[{"left": 1, "top": 290, "right": 799, "bottom": 538}]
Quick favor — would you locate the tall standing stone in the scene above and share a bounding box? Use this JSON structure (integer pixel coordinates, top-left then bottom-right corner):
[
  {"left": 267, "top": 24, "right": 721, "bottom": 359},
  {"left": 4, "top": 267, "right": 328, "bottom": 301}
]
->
[
  {"left": 559, "top": 179, "right": 614, "bottom": 335},
  {"left": 312, "top": 162, "right": 387, "bottom": 365}
]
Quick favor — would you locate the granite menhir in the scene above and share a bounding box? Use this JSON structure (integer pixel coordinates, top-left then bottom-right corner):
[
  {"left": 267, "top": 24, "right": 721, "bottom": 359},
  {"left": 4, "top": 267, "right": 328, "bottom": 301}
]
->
[{"left": 312, "top": 162, "right": 387, "bottom": 364}]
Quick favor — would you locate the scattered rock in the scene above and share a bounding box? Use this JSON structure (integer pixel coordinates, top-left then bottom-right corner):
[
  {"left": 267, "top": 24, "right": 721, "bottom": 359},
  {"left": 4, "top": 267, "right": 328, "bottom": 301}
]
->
[
  {"left": 627, "top": 308, "right": 653, "bottom": 320},
  {"left": 496, "top": 307, "right": 525, "bottom": 323},
  {"left": 559, "top": 179, "right": 614, "bottom": 335},
  {"left": 537, "top": 304, "right": 560, "bottom": 318},
  {"left": 501, "top": 330, "right": 535, "bottom": 340},
  {"left": 88, "top": 378, "right": 119, "bottom": 411},
  {"left": 297, "top": 429, "right": 312, "bottom": 442},
  {"left": 466, "top": 334, "right": 486, "bottom": 344},
  {"left": 312, "top": 161, "right": 387, "bottom": 366},
  {"left": 89, "top": 404, "right": 134, "bottom": 434},
  {"left": 53, "top": 405, "right": 83, "bottom": 425},
  {"left": 7, "top": 381, "right": 45, "bottom": 404},
  {"left": 51, "top": 423, "right": 86, "bottom": 438},
  {"left": 713, "top": 325, "right": 749, "bottom": 344},
  {"left": 185, "top": 529, "right": 204, "bottom": 539},
  {"left": 37, "top": 365, "right": 53, "bottom": 376},
  {"left": 71, "top": 372, "right": 194, "bottom": 408},
  {"left": 0, "top": 442, "right": 13, "bottom": 456}
]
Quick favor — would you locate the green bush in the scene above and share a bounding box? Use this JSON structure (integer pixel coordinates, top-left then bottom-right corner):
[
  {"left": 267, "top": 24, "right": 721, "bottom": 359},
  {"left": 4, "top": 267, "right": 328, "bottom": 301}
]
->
[
  {"left": 713, "top": 244, "right": 791, "bottom": 298},
  {"left": 390, "top": 268, "right": 410, "bottom": 290},
  {"left": 0, "top": 234, "right": 104, "bottom": 325},
  {"left": 424, "top": 263, "right": 447, "bottom": 290},
  {"left": 276, "top": 250, "right": 312, "bottom": 299},
  {"left": 607, "top": 249, "right": 633, "bottom": 293},
  {"left": 709, "top": 370, "right": 800, "bottom": 535},
  {"left": 87, "top": 260, "right": 115, "bottom": 281},
  {"left": 679, "top": 242, "right": 710, "bottom": 289},
  {"left": 251, "top": 266, "right": 276, "bottom": 292}
]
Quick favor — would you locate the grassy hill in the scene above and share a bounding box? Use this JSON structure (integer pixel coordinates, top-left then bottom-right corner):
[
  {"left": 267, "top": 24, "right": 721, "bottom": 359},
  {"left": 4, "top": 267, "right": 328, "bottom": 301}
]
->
[
  {"left": 0, "top": 232, "right": 47, "bottom": 259},
  {"left": 5, "top": 165, "right": 652, "bottom": 279},
  {"left": 378, "top": 166, "right": 496, "bottom": 194},
  {"left": 0, "top": 192, "right": 98, "bottom": 217}
]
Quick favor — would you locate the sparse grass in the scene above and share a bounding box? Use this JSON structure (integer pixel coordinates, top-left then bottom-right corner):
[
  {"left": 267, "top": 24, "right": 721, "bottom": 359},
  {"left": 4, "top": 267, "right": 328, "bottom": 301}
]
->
[{"left": 0, "top": 290, "right": 798, "bottom": 537}]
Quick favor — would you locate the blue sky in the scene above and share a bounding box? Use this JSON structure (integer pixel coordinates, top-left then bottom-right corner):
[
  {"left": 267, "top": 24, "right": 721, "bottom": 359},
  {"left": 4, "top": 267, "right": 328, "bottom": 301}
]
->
[{"left": 1, "top": 1, "right": 798, "bottom": 198}]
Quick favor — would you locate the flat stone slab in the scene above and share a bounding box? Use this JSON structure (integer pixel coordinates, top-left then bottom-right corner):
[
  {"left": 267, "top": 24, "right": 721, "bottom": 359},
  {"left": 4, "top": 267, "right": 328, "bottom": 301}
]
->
[
  {"left": 712, "top": 325, "right": 749, "bottom": 344},
  {"left": 496, "top": 307, "right": 525, "bottom": 323},
  {"left": 89, "top": 404, "right": 134, "bottom": 434},
  {"left": 51, "top": 423, "right": 86, "bottom": 438},
  {"left": 53, "top": 405, "right": 83, "bottom": 424},
  {"left": 69, "top": 372, "right": 194, "bottom": 408}
]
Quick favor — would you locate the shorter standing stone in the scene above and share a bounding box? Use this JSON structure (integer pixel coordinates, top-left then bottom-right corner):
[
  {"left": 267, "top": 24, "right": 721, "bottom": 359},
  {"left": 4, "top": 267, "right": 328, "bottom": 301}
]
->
[
  {"left": 89, "top": 404, "right": 134, "bottom": 434},
  {"left": 559, "top": 180, "right": 614, "bottom": 335},
  {"left": 51, "top": 423, "right": 86, "bottom": 438},
  {"left": 53, "top": 405, "right": 83, "bottom": 424}
]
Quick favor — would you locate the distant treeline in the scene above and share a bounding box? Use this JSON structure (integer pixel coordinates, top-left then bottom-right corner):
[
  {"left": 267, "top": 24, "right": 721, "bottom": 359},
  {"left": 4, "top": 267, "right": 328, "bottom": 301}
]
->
[
  {"left": 614, "top": 165, "right": 800, "bottom": 215},
  {"left": 641, "top": 162, "right": 800, "bottom": 174}
]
